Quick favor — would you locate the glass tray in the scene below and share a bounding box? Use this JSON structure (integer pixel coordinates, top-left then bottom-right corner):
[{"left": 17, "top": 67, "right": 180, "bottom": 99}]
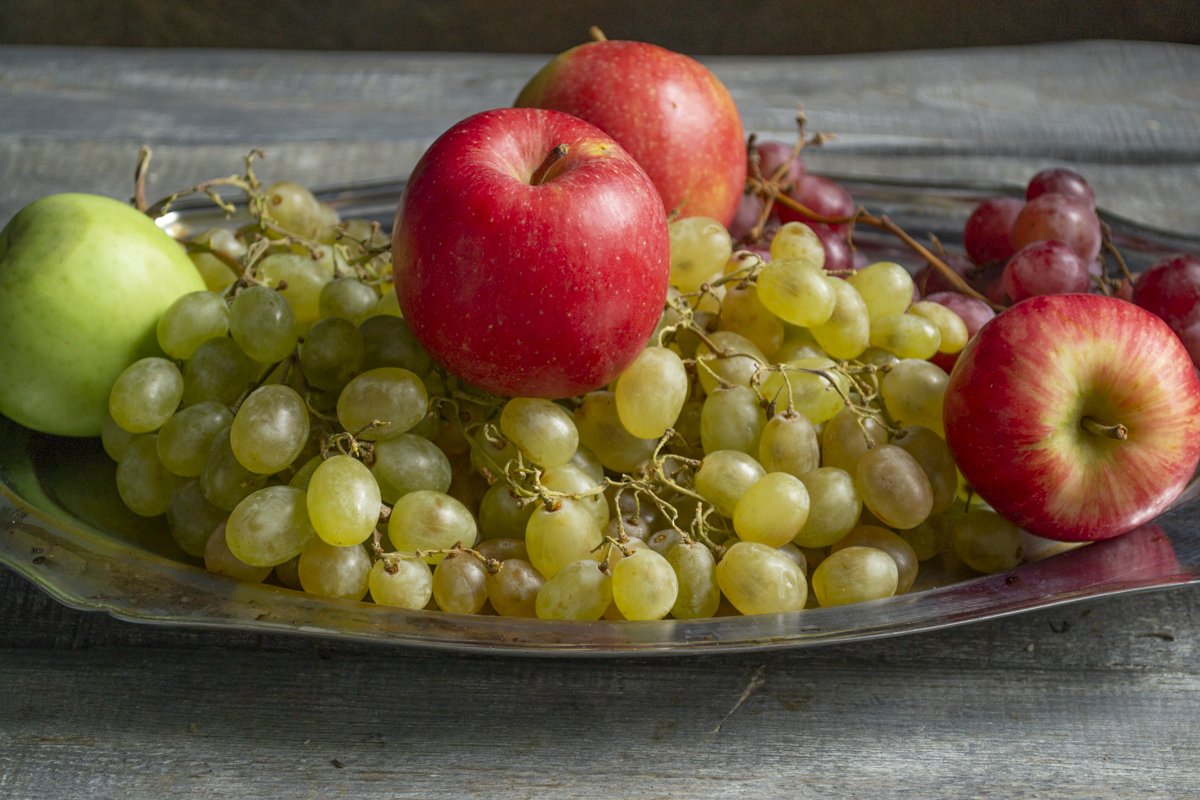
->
[{"left": 2, "top": 176, "right": 1199, "bottom": 655}]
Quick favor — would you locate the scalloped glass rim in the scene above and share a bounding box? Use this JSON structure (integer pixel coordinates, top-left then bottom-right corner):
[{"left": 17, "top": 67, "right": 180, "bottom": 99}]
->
[{"left": 1, "top": 175, "right": 1198, "bottom": 656}]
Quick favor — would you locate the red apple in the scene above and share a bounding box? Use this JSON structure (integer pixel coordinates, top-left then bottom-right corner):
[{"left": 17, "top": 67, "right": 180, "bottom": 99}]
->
[
  {"left": 943, "top": 294, "right": 1200, "bottom": 541},
  {"left": 392, "top": 107, "right": 670, "bottom": 398},
  {"left": 514, "top": 38, "right": 746, "bottom": 227}
]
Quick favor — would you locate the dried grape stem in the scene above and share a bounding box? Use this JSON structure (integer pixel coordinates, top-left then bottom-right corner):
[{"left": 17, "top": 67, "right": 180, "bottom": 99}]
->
[{"left": 767, "top": 188, "right": 1005, "bottom": 311}]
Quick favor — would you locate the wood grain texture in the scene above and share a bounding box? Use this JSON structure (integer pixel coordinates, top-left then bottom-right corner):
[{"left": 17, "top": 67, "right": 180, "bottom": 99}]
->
[{"left": 2, "top": 42, "right": 1200, "bottom": 800}]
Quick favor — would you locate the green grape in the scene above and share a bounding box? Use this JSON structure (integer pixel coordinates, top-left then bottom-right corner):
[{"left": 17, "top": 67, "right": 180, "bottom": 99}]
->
[
  {"left": 869, "top": 313, "right": 941, "bottom": 359},
  {"left": 795, "top": 467, "right": 862, "bottom": 547},
  {"left": 229, "top": 285, "right": 298, "bottom": 364},
  {"left": 166, "top": 480, "right": 230, "bottom": 558},
  {"left": 256, "top": 252, "right": 332, "bottom": 335},
  {"left": 811, "top": 546, "right": 898, "bottom": 606},
  {"left": 700, "top": 384, "right": 766, "bottom": 456},
  {"left": 774, "top": 325, "right": 827, "bottom": 362},
  {"left": 776, "top": 542, "right": 809, "bottom": 572},
  {"left": 358, "top": 315, "right": 433, "bottom": 374},
  {"left": 951, "top": 510, "right": 1024, "bottom": 574},
  {"left": 693, "top": 450, "right": 766, "bottom": 518},
  {"left": 314, "top": 202, "right": 342, "bottom": 244},
  {"left": 487, "top": 558, "right": 544, "bottom": 618},
  {"left": 858, "top": 346, "right": 900, "bottom": 369},
  {"left": 274, "top": 555, "right": 303, "bottom": 590},
  {"left": 475, "top": 537, "right": 529, "bottom": 563},
  {"left": 891, "top": 426, "right": 959, "bottom": 515},
  {"left": 371, "top": 433, "right": 453, "bottom": 504},
  {"left": 524, "top": 498, "right": 603, "bottom": 579},
  {"left": 645, "top": 528, "right": 684, "bottom": 555},
  {"left": 469, "top": 434, "right": 519, "bottom": 480},
  {"left": 338, "top": 218, "right": 390, "bottom": 254},
  {"left": 909, "top": 300, "right": 969, "bottom": 354},
  {"left": 733, "top": 472, "right": 811, "bottom": 548},
  {"left": 499, "top": 397, "right": 579, "bottom": 468},
  {"left": 716, "top": 541, "right": 808, "bottom": 615},
  {"left": 297, "top": 539, "right": 371, "bottom": 600},
  {"left": 116, "top": 434, "right": 186, "bottom": 517},
  {"left": 569, "top": 445, "right": 606, "bottom": 483},
  {"left": 614, "top": 346, "right": 689, "bottom": 439},
  {"left": 156, "top": 290, "right": 230, "bottom": 359},
  {"left": 535, "top": 559, "right": 612, "bottom": 621},
  {"left": 880, "top": 359, "right": 949, "bottom": 437},
  {"left": 229, "top": 384, "right": 310, "bottom": 475},
  {"left": 695, "top": 330, "right": 767, "bottom": 395},
  {"left": 299, "top": 316, "right": 364, "bottom": 391},
  {"left": 372, "top": 289, "right": 402, "bottom": 317},
  {"left": 432, "top": 551, "right": 490, "bottom": 614},
  {"left": 541, "top": 464, "right": 609, "bottom": 529},
  {"left": 854, "top": 444, "right": 934, "bottom": 530},
  {"left": 200, "top": 426, "right": 268, "bottom": 511},
  {"left": 263, "top": 180, "right": 322, "bottom": 238},
  {"left": 368, "top": 557, "right": 433, "bottom": 609},
  {"left": 810, "top": 276, "right": 870, "bottom": 360},
  {"left": 666, "top": 541, "right": 721, "bottom": 619},
  {"left": 611, "top": 548, "right": 679, "bottom": 621},
  {"left": 225, "top": 485, "right": 317, "bottom": 567},
  {"left": 204, "top": 524, "right": 272, "bottom": 583},
  {"left": 319, "top": 277, "right": 379, "bottom": 325},
  {"left": 188, "top": 227, "right": 246, "bottom": 292},
  {"left": 760, "top": 357, "right": 849, "bottom": 425},
  {"left": 756, "top": 258, "right": 837, "bottom": 327},
  {"left": 897, "top": 516, "right": 947, "bottom": 562},
  {"left": 288, "top": 455, "right": 322, "bottom": 490},
  {"left": 156, "top": 401, "right": 233, "bottom": 477},
  {"left": 181, "top": 336, "right": 259, "bottom": 407},
  {"left": 831, "top": 525, "right": 920, "bottom": 594},
  {"left": 574, "top": 391, "right": 659, "bottom": 474},
  {"left": 306, "top": 454, "right": 382, "bottom": 547},
  {"left": 337, "top": 367, "right": 428, "bottom": 441},
  {"left": 478, "top": 483, "right": 536, "bottom": 540},
  {"left": 108, "top": 357, "right": 184, "bottom": 433},
  {"left": 605, "top": 512, "right": 650, "bottom": 545},
  {"left": 847, "top": 261, "right": 914, "bottom": 319},
  {"left": 101, "top": 411, "right": 137, "bottom": 462},
  {"left": 719, "top": 282, "right": 784, "bottom": 357},
  {"left": 387, "top": 489, "right": 477, "bottom": 563},
  {"left": 758, "top": 411, "right": 820, "bottom": 477},
  {"left": 668, "top": 216, "right": 732, "bottom": 292},
  {"left": 820, "top": 406, "right": 888, "bottom": 474},
  {"left": 768, "top": 221, "right": 826, "bottom": 267}
]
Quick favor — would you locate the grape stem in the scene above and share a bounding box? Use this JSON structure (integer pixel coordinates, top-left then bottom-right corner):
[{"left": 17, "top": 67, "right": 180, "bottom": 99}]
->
[{"left": 757, "top": 181, "right": 1005, "bottom": 311}]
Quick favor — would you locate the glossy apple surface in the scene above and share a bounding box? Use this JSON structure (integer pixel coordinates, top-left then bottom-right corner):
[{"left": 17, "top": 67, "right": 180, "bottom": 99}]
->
[
  {"left": 393, "top": 107, "right": 670, "bottom": 398},
  {"left": 0, "top": 193, "right": 205, "bottom": 437},
  {"left": 943, "top": 293, "right": 1200, "bottom": 541},
  {"left": 515, "top": 39, "right": 746, "bottom": 227}
]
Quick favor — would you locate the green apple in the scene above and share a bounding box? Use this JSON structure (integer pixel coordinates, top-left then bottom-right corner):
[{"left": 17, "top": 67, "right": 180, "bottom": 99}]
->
[{"left": 0, "top": 193, "right": 205, "bottom": 437}]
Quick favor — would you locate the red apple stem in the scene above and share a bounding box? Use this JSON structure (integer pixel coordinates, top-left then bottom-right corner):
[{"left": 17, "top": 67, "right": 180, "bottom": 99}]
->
[
  {"left": 133, "top": 145, "right": 151, "bottom": 213},
  {"left": 589, "top": 26, "right": 607, "bottom": 42},
  {"left": 531, "top": 144, "right": 570, "bottom": 186},
  {"left": 1081, "top": 416, "right": 1128, "bottom": 440}
]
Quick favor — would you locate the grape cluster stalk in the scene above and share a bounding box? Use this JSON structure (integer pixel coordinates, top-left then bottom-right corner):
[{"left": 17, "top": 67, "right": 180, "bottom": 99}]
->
[{"left": 104, "top": 147, "right": 1145, "bottom": 622}]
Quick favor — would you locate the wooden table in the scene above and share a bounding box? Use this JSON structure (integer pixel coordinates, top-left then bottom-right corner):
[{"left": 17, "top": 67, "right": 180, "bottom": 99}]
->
[{"left": 2, "top": 42, "right": 1199, "bottom": 798}]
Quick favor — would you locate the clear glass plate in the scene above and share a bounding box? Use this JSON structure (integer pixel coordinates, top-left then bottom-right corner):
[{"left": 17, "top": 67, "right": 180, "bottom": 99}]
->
[{"left": 2, "top": 176, "right": 1198, "bottom": 655}]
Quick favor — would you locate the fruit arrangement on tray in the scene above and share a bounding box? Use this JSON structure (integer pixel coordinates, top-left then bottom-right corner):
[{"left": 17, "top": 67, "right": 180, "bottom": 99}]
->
[{"left": 2, "top": 33, "right": 1199, "bottom": 624}]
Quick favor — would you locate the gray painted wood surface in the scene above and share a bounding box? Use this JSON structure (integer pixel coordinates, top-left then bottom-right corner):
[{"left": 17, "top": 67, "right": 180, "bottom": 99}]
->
[{"left": 1, "top": 41, "right": 1199, "bottom": 799}]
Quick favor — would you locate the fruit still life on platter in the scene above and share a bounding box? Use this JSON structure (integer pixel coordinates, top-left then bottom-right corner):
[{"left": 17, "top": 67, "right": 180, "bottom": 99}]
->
[{"left": 2, "top": 30, "right": 1200, "bottom": 631}]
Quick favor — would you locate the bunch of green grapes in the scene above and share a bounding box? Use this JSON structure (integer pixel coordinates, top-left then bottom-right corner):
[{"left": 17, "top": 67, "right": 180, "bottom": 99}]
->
[{"left": 103, "top": 175, "right": 1023, "bottom": 622}]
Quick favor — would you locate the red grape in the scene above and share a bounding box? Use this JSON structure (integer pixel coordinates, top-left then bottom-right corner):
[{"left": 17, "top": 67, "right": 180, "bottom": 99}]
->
[
  {"left": 728, "top": 191, "right": 766, "bottom": 241},
  {"left": 1026, "top": 167, "right": 1095, "bottom": 208},
  {"left": 915, "top": 253, "right": 973, "bottom": 296},
  {"left": 925, "top": 290, "right": 996, "bottom": 372},
  {"left": 811, "top": 223, "right": 853, "bottom": 273},
  {"left": 1010, "top": 192, "right": 1102, "bottom": 263},
  {"left": 1132, "top": 254, "right": 1200, "bottom": 328},
  {"left": 754, "top": 140, "right": 805, "bottom": 190},
  {"left": 776, "top": 174, "right": 855, "bottom": 232},
  {"left": 963, "top": 197, "right": 1023, "bottom": 266},
  {"left": 999, "top": 240, "right": 1091, "bottom": 302}
]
